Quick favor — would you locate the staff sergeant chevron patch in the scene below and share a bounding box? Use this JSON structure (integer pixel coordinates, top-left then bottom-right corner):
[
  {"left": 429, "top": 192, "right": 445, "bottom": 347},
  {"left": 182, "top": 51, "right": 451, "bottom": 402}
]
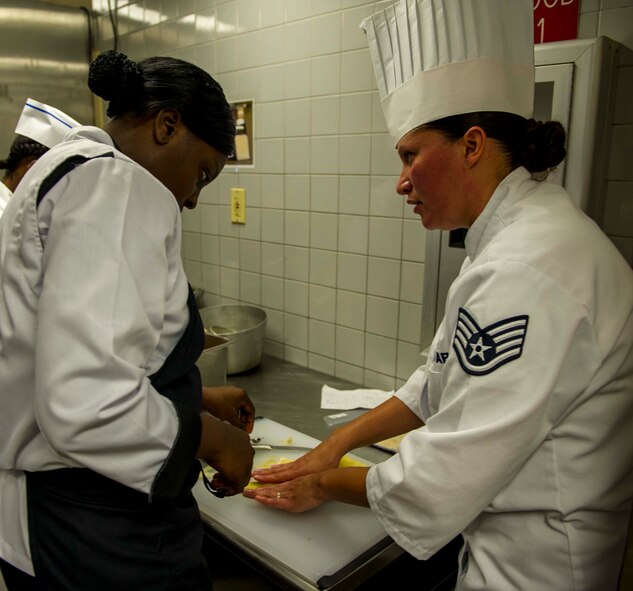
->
[{"left": 452, "top": 308, "right": 529, "bottom": 376}]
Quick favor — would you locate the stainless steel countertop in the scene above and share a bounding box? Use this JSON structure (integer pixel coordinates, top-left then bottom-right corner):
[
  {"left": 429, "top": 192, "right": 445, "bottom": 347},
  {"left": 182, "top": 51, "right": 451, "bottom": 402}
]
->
[{"left": 226, "top": 354, "right": 389, "bottom": 465}]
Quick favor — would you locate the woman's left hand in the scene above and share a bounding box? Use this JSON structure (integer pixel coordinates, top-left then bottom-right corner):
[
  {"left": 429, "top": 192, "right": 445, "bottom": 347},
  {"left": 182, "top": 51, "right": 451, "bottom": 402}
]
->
[
  {"left": 242, "top": 474, "right": 324, "bottom": 513},
  {"left": 201, "top": 386, "right": 255, "bottom": 433}
]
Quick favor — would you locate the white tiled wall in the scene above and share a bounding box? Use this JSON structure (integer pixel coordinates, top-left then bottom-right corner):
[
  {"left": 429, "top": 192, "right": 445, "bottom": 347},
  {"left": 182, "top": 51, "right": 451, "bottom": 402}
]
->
[{"left": 94, "top": 0, "right": 633, "bottom": 389}]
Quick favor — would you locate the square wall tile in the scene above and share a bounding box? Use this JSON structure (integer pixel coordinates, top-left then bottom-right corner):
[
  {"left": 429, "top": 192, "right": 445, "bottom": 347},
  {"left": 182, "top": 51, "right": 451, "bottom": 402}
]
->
[
  {"left": 402, "top": 220, "right": 426, "bottom": 262},
  {"left": 237, "top": 174, "right": 261, "bottom": 207},
  {"left": 261, "top": 242, "right": 284, "bottom": 276},
  {"left": 311, "top": 137, "right": 340, "bottom": 174},
  {"left": 260, "top": 0, "right": 285, "bottom": 27},
  {"left": 239, "top": 239, "right": 261, "bottom": 272},
  {"left": 200, "top": 234, "right": 220, "bottom": 265},
  {"left": 285, "top": 99, "right": 312, "bottom": 137},
  {"left": 337, "top": 252, "right": 367, "bottom": 293},
  {"left": 310, "top": 249, "right": 337, "bottom": 286},
  {"left": 284, "top": 313, "right": 308, "bottom": 350},
  {"left": 363, "top": 369, "right": 396, "bottom": 391},
  {"left": 264, "top": 307, "right": 284, "bottom": 342},
  {"left": 285, "top": 345, "right": 308, "bottom": 366},
  {"left": 258, "top": 102, "right": 284, "bottom": 138},
  {"left": 336, "top": 289, "right": 366, "bottom": 330},
  {"left": 311, "top": 54, "right": 341, "bottom": 96},
  {"left": 397, "top": 340, "right": 424, "bottom": 380},
  {"left": 310, "top": 212, "right": 339, "bottom": 251},
  {"left": 312, "top": 96, "right": 341, "bottom": 135},
  {"left": 220, "top": 267, "right": 239, "bottom": 299},
  {"left": 239, "top": 207, "right": 261, "bottom": 241},
  {"left": 312, "top": 12, "right": 342, "bottom": 55},
  {"left": 335, "top": 360, "right": 364, "bottom": 385},
  {"left": 285, "top": 211, "right": 310, "bottom": 246},
  {"left": 260, "top": 64, "right": 285, "bottom": 101},
  {"left": 342, "top": 5, "right": 376, "bottom": 51},
  {"left": 371, "top": 134, "right": 401, "bottom": 176},
  {"left": 201, "top": 263, "right": 220, "bottom": 295},
  {"left": 240, "top": 271, "right": 261, "bottom": 304},
  {"left": 369, "top": 217, "right": 403, "bottom": 259},
  {"left": 370, "top": 175, "right": 402, "bottom": 217},
  {"left": 338, "top": 214, "right": 369, "bottom": 254},
  {"left": 285, "top": 138, "right": 311, "bottom": 174},
  {"left": 366, "top": 295, "right": 398, "bottom": 338},
  {"left": 198, "top": 203, "right": 220, "bottom": 235},
  {"left": 262, "top": 275, "right": 284, "bottom": 310},
  {"left": 340, "top": 92, "right": 373, "bottom": 134},
  {"left": 339, "top": 176, "right": 371, "bottom": 215},
  {"left": 311, "top": 175, "right": 339, "bottom": 213},
  {"left": 364, "top": 333, "right": 397, "bottom": 377},
  {"left": 182, "top": 232, "right": 201, "bottom": 261},
  {"left": 398, "top": 302, "right": 422, "bottom": 344},
  {"left": 261, "top": 174, "right": 285, "bottom": 208},
  {"left": 309, "top": 353, "right": 335, "bottom": 375},
  {"left": 309, "top": 284, "right": 336, "bottom": 322},
  {"left": 182, "top": 207, "right": 201, "bottom": 232},
  {"left": 284, "top": 280, "right": 309, "bottom": 316},
  {"left": 284, "top": 20, "right": 312, "bottom": 61},
  {"left": 400, "top": 261, "right": 424, "bottom": 304},
  {"left": 309, "top": 319, "right": 335, "bottom": 357},
  {"left": 216, "top": 37, "right": 236, "bottom": 72},
  {"left": 335, "top": 325, "right": 365, "bottom": 367},
  {"left": 285, "top": 60, "right": 312, "bottom": 99},
  {"left": 284, "top": 245, "right": 310, "bottom": 282},
  {"left": 219, "top": 236, "right": 239, "bottom": 268},
  {"left": 257, "top": 138, "right": 284, "bottom": 173},
  {"left": 261, "top": 209, "right": 284, "bottom": 243},
  {"left": 285, "top": 175, "right": 311, "bottom": 210},
  {"left": 367, "top": 257, "right": 401, "bottom": 299},
  {"left": 339, "top": 135, "right": 371, "bottom": 174},
  {"left": 341, "top": 49, "right": 377, "bottom": 92}
]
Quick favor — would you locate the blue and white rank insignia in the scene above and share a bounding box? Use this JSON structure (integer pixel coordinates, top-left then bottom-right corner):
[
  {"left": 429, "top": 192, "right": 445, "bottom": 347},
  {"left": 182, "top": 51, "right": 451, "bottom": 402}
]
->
[{"left": 452, "top": 308, "right": 529, "bottom": 376}]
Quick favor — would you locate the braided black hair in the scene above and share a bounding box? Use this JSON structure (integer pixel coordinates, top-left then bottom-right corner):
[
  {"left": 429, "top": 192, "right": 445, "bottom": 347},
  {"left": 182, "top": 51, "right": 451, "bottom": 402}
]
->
[
  {"left": 0, "top": 135, "right": 49, "bottom": 174},
  {"left": 422, "top": 112, "right": 567, "bottom": 175},
  {"left": 88, "top": 50, "right": 235, "bottom": 157}
]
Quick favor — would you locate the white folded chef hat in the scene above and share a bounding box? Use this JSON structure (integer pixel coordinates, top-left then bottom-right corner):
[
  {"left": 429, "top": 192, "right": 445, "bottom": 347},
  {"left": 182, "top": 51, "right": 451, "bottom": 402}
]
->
[
  {"left": 360, "top": 0, "right": 535, "bottom": 145},
  {"left": 14, "top": 98, "right": 80, "bottom": 148}
]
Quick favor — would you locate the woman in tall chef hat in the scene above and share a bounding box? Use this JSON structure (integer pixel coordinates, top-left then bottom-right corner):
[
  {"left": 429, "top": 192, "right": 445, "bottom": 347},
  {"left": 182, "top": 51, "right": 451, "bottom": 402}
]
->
[
  {"left": 0, "top": 51, "right": 255, "bottom": 590},
  {"left": 244, "top": 1, "right": 633, "bottom": 589}
]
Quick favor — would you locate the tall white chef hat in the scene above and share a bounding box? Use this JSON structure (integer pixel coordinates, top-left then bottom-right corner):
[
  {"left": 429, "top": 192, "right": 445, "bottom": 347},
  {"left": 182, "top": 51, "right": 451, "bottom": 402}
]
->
[
  {"left": 14, "top": 98, "right": 80, "bottom": 149},
  {"left": 360, "top": 0, "right": 535, "bottom": 145}
]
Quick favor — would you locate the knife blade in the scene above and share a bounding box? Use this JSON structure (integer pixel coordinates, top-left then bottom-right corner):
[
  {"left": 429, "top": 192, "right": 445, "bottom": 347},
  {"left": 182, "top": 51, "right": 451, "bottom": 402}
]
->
[{"left": 251, "top": 443, "right": 314, "bottom": 452}]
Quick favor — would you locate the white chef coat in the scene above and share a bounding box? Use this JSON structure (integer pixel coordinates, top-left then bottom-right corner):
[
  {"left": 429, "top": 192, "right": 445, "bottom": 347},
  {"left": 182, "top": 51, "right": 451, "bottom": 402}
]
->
[
  {"left": 0, "top": 181, "right": 11, "bottom": 217},
  {"left": 366, "top": 167, "right": 633, "bottom": 591},
  {"left": 0, "top": 126, "right": 192, "bottom": 575}
]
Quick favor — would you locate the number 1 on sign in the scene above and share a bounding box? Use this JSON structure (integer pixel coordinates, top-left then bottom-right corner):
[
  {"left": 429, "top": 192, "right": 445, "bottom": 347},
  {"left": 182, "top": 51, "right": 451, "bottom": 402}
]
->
[{"left": 536, "top": 17, "right": 545, "bottom": 44}]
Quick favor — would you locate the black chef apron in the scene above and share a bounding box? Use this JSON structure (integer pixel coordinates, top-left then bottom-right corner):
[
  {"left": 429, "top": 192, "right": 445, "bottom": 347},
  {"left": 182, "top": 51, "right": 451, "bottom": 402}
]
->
[{"left": 22, "top": 155, "right": 211, "bottom": 591}]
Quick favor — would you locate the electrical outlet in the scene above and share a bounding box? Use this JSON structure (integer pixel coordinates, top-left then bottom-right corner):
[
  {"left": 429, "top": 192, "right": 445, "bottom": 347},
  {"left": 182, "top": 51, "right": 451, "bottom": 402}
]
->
[{"left": 231, "top": 188, "right": 246, "bottom": 224}]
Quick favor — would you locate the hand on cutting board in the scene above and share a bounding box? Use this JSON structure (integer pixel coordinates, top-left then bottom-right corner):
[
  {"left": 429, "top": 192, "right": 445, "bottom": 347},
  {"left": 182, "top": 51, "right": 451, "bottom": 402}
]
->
[
  {"left": 242, "top": 473, "right": 325, "bottom": 512},
  {"left": 249, "top": 441, "right": 342, "bottom": 484},
  {"left": 202, "top": 386, "right": 255, "bottom": 433},
  {"left": 243, "top": 467, "right": 370, "bottom": 511},
  {"left": 198, "top": 414, "right": 254, "bottom": 495}
]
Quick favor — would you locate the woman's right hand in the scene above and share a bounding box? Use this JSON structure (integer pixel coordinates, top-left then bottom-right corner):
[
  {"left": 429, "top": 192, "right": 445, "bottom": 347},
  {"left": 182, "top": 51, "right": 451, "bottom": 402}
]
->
[
  {"left": 250, "top": 441, "right": 343, "bottom": 485},
  {"left": 199, "top": 414, "right": 254, "bottom": 496}
]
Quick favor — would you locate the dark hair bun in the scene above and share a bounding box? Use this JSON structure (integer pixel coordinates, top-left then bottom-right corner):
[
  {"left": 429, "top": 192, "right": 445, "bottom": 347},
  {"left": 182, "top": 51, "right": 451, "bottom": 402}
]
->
[
  {"left": 522, "top": 119, "right": 567, "bottom": 174},
  {"left": 88, "top": 50, "right": 143, "bottom": 116}
]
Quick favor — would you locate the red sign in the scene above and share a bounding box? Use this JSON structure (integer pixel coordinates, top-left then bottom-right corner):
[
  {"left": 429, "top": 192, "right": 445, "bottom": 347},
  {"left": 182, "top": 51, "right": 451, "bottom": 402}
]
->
[{"left": 533, "top": 0, "right": 579, "bottom": 44}]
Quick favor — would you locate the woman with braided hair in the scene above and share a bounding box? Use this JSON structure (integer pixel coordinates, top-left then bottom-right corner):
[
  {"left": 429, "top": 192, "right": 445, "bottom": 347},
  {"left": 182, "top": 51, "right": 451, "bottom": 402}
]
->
[
  {"left": 0, "top": 135, "right": 48, "bottom": 215},
  {"left": 0, "top": 50, "right": 255, "bottom": 590},
  {"left": 244, "top": 1, "right": 633, "bottom": 589}
]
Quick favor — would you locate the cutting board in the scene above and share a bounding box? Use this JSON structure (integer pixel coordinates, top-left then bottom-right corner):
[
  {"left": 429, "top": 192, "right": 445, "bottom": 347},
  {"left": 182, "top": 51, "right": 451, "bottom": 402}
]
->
[{"left": 193, "top": 417, "right": 392, "bottom": 588}]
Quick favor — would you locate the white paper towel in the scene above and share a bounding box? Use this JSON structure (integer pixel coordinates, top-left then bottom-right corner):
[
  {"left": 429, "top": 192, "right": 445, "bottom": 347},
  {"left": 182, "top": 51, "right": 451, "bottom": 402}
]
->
[{"left": 321, "top": 384, "right": 394, "bottom": 410}]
